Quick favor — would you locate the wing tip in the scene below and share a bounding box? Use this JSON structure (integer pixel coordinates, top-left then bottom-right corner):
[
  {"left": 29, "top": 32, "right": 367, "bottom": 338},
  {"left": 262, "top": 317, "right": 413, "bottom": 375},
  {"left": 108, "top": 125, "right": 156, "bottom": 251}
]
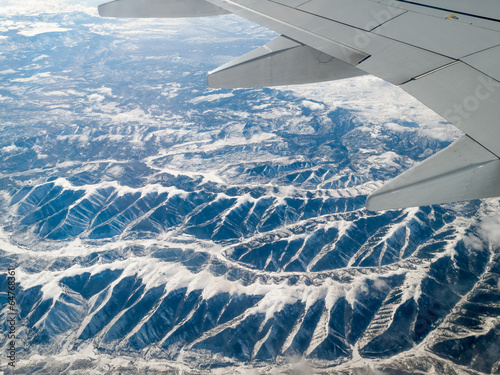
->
[
  {"left": 365, "top": 193, "right": 390, "bottom": 212},
  {"left": 98, "top": 0, "right": 231, "bottom": 18},
  {"left": 98, "top": 2, "right": 115, "bottom": 17}
]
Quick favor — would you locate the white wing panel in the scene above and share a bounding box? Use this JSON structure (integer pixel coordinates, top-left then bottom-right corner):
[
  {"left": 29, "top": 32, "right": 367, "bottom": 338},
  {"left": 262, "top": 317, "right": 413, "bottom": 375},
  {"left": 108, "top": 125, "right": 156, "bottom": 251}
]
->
[
  {"left": 372, "top": 0, "right": 500, "bottom": 32},
  {"left": 356, "top": 42, "right": 452, "bottom": 85},
  {"left": 463, "top": 45, "right": 500, "bottom": 83},
  {"left": 402, "top": 62, "right": 500, "bottom": 157},
  {"left": 373, "top": 12, "right": 500, "bottom": 59},
  {"left": 393, "top": 0, "right": 500, "bottom": 21},
  {"left": 272, "top": 0, "right": 310, "bottom": 7},
  {"left": 297, "top": 0, "right": 406, "bottom": 31}
]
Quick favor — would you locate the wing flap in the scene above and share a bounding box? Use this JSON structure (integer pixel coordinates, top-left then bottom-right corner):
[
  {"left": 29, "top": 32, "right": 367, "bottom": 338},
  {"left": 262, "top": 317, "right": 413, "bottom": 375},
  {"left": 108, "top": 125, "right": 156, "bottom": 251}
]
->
[
  {"left": 98, "top": 0, "right": 230, "bottom": 18},
  {"left": 206, "top": 0, "right": 454, "bottom": 84},
  {"left": 366, "top": 136, "right": 500, "bottom": 211},
  {"left": 208, "top": 36, "right": 366, "bottom": 88}
]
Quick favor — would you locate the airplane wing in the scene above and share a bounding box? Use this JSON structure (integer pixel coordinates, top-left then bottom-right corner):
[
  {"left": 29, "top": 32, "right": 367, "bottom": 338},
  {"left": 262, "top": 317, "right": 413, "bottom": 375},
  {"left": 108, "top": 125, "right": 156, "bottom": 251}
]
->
[{"left": 98, "top": 0, "right": 500, "bottom": 210}]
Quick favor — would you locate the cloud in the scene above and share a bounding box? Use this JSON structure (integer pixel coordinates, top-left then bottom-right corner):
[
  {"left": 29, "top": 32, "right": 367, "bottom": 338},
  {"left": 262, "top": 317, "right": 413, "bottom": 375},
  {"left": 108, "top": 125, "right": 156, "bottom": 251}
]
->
[
  {"left": 17, "top": 22, "right": 71, "bottom": 37},
  {"left": 267, "top": 356, "right": 314, "bottom": 375},
  {"left": 478, "top": 215, "right": 500, "bottom": 247},
  {"left": 384, "top": 122, "right": 411, "bottom": 133},
  {"left": 189, "top": 92, "right": 234, "bottom": 105},
  {"left": 463, "top": 234, "right": 484, "bottom": 251},
  {"left": 302, "top": 100, "right": 324, "bottom": 111},
  {"left": 1, "top": 144, "right": 22, "bottom": 153}
]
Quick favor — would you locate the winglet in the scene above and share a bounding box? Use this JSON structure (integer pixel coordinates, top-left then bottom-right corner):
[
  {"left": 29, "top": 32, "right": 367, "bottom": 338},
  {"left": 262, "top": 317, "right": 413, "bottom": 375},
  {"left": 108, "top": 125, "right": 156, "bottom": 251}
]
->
[{"left": 366, "top": 136, "right": 500, "bottom": 211}]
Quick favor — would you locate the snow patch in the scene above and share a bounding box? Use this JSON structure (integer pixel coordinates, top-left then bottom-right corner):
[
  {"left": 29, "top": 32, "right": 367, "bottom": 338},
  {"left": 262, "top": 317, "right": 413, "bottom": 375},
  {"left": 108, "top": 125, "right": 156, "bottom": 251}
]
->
[
  {"left": 286, "top": 76, "right": 462, "bottom": 142},
  {"left": 463, "top": 234, "right": 484, "bottom": 251},
  {"left": 366, "top": 152, "right": 401, "bottom": 170},
  {"left": 302, "top": 100, "right": 324, "bottom": 111},
  {"left": 1, "top": 144, "right": 22, "bottom": 153},
  {"left": 17, "top": 22, "right": 71, "bottom": 37},
  {"left": 189, "top": 92, "right": 234, "bottom": 104},
  {"left": 384, "top": 122, "right": 411, "bottom": 133},
  {"left": 33, "top": 54, "right": 49, "bottom": 61},
  {"left": 478, "top": 215, "right": 500, "bottom": 247},
  {"left": 11, "top": 71, "right": 51, "bottom": 82}
]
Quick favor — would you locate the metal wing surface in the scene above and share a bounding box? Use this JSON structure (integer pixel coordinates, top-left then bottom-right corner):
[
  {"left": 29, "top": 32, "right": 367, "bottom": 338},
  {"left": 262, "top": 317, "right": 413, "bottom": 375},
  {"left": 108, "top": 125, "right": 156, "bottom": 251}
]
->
[{"left": 98, "top": 0, "right": 500, "bottom": 210}]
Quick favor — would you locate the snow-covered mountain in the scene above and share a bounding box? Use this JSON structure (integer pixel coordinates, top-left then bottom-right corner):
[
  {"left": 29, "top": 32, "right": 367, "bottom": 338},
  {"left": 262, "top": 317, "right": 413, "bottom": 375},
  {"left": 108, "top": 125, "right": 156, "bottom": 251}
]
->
[{"left": 0, "top": 4, "right": 499, "bottom": 374}]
